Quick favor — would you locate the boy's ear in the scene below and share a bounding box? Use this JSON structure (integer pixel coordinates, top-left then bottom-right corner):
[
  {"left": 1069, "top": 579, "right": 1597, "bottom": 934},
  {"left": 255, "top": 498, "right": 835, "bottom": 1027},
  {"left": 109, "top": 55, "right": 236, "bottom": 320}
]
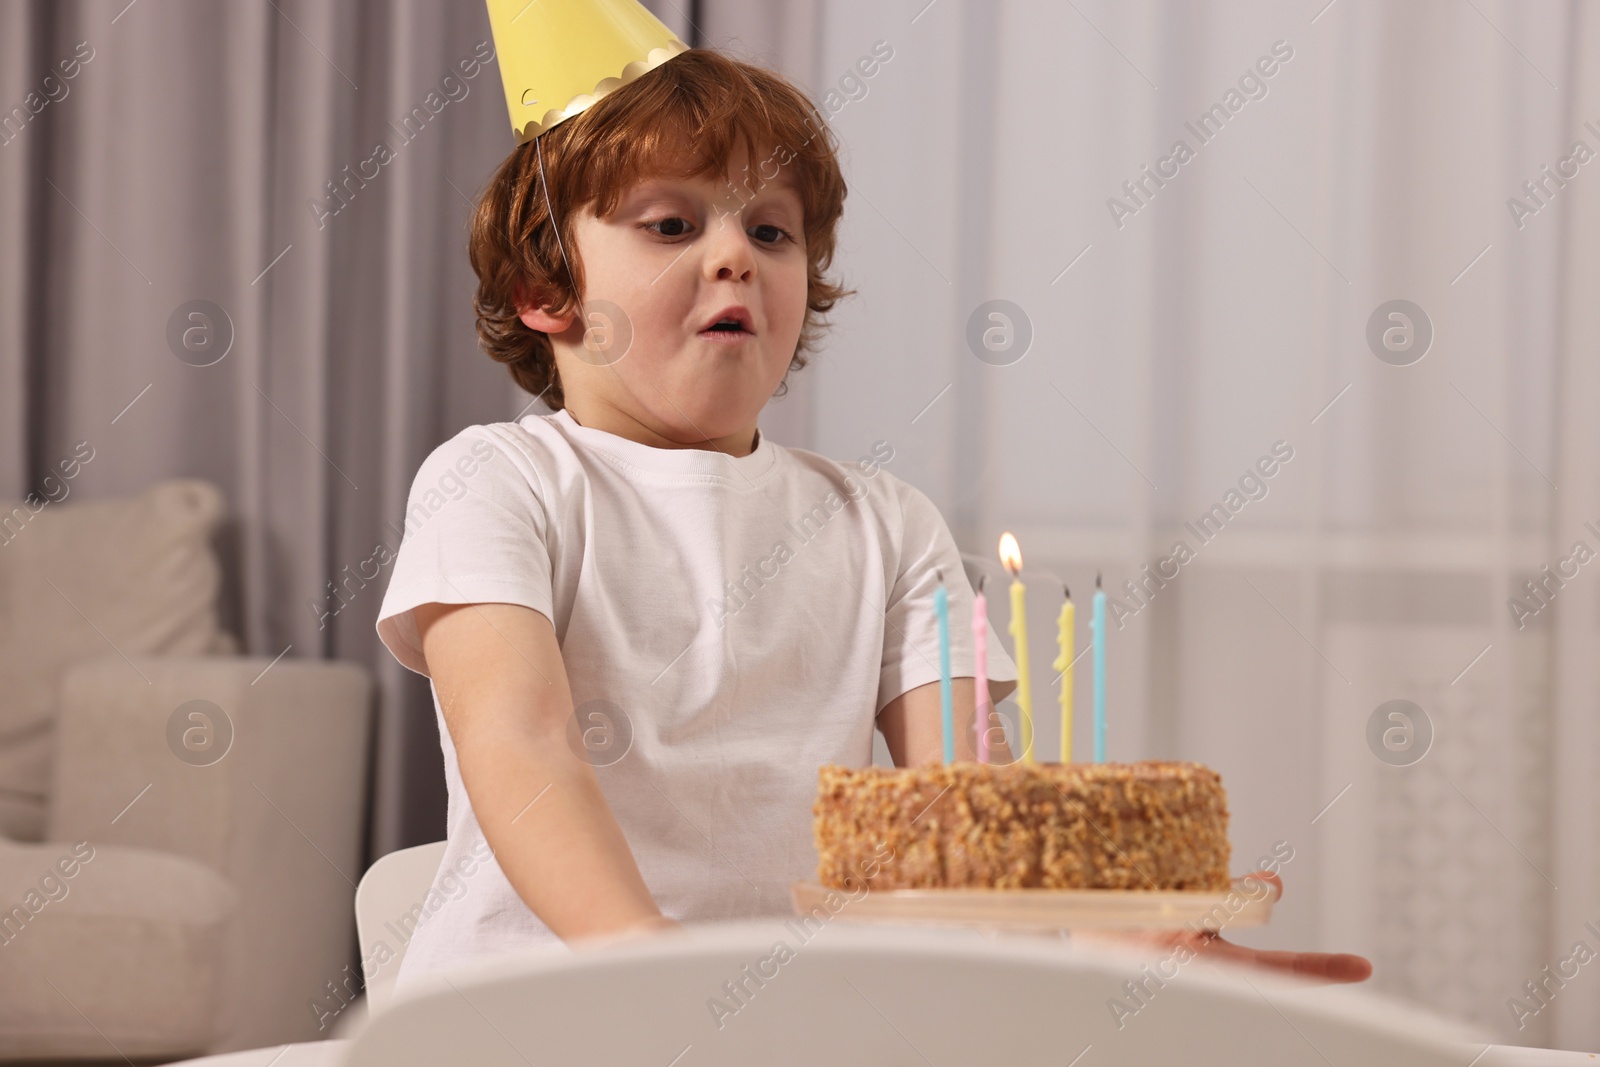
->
[
  {"left": 518, "top": 305, "right": 576, "bottom": 333},
  {"left": 513, "top": 281, "right": 576, "bottom": 334}
]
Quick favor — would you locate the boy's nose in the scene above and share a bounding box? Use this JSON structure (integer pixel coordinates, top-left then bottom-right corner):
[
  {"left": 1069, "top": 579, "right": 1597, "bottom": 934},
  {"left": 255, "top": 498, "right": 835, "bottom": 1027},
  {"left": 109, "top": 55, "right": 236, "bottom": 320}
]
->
[{"left": 703, "top": 212, "right": 756, "bottom": 282}]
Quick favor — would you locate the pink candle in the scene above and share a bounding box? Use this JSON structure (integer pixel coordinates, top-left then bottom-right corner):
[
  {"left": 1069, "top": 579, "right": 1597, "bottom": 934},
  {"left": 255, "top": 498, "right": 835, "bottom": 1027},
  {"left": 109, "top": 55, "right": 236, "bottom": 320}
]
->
[{"left": 973, "top": 577, "right": 990, "bottom": 763}]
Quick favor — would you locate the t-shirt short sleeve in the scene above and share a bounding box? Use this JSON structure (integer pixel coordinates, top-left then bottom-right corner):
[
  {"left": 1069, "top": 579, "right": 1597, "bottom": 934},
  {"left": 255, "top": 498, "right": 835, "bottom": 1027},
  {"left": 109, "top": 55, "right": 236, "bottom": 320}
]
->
[
  {"left": 375, "top": 426, "right": 554, "bottom": 677},
  {"left": 876, "top": 479, "right": 1019, "bottom": 714}
]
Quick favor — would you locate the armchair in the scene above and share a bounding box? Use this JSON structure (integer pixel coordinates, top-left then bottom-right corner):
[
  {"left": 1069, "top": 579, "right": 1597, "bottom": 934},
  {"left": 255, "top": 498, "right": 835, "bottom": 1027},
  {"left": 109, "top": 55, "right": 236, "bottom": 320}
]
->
[{"left": 0, "top": 481, "right": 372, "bottom": 1060}]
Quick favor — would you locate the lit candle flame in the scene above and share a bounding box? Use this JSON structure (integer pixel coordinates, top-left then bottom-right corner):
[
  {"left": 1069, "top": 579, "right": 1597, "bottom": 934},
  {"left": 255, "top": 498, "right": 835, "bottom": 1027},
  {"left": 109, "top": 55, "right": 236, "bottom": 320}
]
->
[{"left": 998, "top": 532, "right": 1023, "bottom": 576}]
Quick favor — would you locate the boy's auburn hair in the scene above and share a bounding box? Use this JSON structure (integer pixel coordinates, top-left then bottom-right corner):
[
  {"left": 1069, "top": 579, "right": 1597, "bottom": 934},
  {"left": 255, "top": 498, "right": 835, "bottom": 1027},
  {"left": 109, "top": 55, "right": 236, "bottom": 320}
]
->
[{"left": 469, "top": 48, "right": 852, "bottom": 410}]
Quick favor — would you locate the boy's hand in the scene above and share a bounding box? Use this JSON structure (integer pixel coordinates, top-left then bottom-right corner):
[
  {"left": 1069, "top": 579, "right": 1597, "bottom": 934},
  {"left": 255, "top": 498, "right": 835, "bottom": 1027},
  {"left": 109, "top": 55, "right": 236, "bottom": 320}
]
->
[{"left": 1073, "top": 872, "right": 1373, "bottom": 983}]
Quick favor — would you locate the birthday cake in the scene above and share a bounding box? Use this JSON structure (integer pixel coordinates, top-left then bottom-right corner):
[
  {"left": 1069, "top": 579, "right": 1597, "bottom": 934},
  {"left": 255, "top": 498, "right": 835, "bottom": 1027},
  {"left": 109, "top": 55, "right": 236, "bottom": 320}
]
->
[{"left": 813, "top": 760, "right": 1230, "bottom": 891}]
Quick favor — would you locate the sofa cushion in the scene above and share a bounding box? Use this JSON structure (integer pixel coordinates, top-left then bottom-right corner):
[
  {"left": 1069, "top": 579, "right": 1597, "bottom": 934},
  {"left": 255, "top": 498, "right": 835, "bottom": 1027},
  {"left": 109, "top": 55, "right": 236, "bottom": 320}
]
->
[
  {"left": 0, "top": 836, "right": 237, "bottom": 1059},
  {"left": 0, "top": 480, "right": 238, "bottom": 841}
]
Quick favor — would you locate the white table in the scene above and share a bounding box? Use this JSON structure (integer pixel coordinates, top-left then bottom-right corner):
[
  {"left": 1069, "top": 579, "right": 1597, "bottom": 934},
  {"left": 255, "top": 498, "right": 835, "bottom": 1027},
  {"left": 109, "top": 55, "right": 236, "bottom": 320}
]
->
[
  {"left": 162, "top": 1039, "right": 1599, "bottom": 1066},
  {"left": 160, "top": 922, "right": 1600, "bottom": 1067},
  {"left": 162, "top": 1045, "right": 346, "bottom": 1066}
]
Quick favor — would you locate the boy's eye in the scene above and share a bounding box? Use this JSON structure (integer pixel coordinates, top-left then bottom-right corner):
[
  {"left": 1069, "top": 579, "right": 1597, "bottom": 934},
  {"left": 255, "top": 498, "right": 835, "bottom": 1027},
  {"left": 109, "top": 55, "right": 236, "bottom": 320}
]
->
[
  {"left": 645, "top": 216, "right": 693, "bottom": 238},
  {"left": 641, "top": 216, "right": 795, "bottom": 245},
  {"left": 749, "top": 223, "right": 794, "bottom": 244}
]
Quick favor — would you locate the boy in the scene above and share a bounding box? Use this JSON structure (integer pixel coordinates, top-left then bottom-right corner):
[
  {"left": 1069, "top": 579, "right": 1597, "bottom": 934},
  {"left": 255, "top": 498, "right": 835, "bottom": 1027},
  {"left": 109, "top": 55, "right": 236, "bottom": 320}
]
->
[
  {"left": 376, "top": 42, "right": 1023, "bottom": 990},
  {"left": 377, "top": 14, "right": 1369, "bottom": 991}
]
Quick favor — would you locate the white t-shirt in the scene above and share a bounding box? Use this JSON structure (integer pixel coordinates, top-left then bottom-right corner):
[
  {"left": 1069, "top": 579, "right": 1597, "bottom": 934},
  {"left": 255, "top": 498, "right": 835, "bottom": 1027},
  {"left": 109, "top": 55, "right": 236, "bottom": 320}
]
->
[{"left": 375, "top": 408, "right": 1017, "bottom": 991}]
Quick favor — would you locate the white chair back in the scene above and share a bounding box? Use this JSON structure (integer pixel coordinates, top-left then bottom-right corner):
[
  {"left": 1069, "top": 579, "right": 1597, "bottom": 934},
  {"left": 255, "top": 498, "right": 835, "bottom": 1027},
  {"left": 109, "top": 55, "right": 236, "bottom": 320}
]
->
[
  {"left": 353, "top": 840, "right": 448, "bottom": 1015},
  {"left": 341, "top": 920, "right": 1483, "bottom": 1066}
]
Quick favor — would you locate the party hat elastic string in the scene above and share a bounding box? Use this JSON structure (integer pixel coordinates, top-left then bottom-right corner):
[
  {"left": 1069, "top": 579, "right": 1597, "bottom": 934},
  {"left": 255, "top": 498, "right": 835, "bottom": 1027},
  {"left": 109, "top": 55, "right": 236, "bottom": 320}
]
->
[{"left": 535, "top": 133, "right": 581, "bottom": 316}]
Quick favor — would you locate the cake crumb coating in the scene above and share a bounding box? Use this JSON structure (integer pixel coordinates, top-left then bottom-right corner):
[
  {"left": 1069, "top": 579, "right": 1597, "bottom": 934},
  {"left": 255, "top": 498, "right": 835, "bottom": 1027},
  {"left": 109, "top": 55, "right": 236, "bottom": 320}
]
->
[{"left": 813, "top": 761, "right": 1231, "bottom": 891}]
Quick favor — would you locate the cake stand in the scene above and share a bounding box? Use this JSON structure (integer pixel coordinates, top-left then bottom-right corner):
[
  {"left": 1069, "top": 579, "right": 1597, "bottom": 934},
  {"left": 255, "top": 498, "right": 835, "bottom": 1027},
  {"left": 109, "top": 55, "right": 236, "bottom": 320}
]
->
[{"left": 789, "top": 876, "right": 1277, "bottom": 934}]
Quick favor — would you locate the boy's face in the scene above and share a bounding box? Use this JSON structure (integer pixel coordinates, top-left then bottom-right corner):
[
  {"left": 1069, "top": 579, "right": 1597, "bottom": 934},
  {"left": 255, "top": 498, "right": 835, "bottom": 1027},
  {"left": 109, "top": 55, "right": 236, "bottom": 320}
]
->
[{"left": 524, "top": 142, "right": 809, "bottom": 450}]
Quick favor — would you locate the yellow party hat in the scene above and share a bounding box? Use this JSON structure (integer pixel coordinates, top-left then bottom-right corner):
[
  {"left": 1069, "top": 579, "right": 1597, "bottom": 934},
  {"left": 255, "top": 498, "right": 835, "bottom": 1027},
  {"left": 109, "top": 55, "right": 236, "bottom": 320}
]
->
[{"left": 486, "top": 0, "right": 690, "bottom": 144}]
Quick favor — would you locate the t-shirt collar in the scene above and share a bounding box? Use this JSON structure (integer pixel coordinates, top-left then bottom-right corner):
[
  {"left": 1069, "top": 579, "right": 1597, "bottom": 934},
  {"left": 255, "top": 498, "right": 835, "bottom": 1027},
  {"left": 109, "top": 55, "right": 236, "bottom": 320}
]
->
[{"left": 545, "top": 408, "right": 775, "bottom": 482}]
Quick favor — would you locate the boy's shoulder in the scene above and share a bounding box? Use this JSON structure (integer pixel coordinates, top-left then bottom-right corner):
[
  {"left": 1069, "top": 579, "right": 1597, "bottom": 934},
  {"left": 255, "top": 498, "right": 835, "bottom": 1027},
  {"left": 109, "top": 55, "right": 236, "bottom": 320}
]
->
[
  {"left": 778, "top": 438, "right": 941, "bottom": 520},
  {"left": 405, "top": 416, "right": 573, "bottom": 506},
  {"left": 780, "top": 437, "right": 896, "bottom": 485},
  {"left": 417, "top": 413, "right": 573, "bottom": 469}
]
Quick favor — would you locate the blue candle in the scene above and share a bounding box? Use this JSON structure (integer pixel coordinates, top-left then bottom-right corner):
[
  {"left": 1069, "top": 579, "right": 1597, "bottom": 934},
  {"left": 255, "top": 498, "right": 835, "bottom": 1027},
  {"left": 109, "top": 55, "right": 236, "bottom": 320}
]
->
[
  {"left": 936, "top": 571, "right": 954, "bottom": 764},
  {"left": 1093, "top": 571, "right": 1107, "bottom": 762}
]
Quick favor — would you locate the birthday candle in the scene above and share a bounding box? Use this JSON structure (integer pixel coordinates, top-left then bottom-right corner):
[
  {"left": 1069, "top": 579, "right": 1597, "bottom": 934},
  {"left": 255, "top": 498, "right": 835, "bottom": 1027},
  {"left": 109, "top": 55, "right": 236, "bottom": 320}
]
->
[
  {"left": 999, "top": 533, "right": 1033, "bottom": 764},
  {"left": 973, "top": 575, "right": 990, "bottom": 764},
  {"left": 1053, "top": 585, "right": 1074, "bottom": 764},
  {"left": 936, "top": 571, "right": 954, "bottom": 764},
  {"left": 1093, "top": 571, "right": 1107, "bottom": 762}
]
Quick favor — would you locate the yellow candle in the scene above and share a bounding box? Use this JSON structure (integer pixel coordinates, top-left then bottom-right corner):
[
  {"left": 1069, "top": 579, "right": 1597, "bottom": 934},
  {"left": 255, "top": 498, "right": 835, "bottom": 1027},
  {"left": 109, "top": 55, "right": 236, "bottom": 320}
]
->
[
  {"left": 1053, "top": 587, "right": 1074, "bottom": 764},
  {"left": 999, "top": 533, "right": 1033, "bottom": 764}
]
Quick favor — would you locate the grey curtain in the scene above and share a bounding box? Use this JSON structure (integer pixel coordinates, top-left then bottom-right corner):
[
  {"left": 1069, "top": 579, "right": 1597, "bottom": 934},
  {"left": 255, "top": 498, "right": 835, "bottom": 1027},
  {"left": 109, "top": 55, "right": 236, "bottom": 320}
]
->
[
  {"left": 2, "top": 0, "right": 539, "bottom": 862},
  {"left": 0, "top": 0, "right": 821, "bottom": 863}
]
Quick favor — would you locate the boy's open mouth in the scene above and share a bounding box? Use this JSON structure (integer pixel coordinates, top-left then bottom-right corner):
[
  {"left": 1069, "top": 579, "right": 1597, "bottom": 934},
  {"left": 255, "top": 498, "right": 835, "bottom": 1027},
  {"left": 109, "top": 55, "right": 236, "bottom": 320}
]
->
[{"left": 698, "top": 306, "right": 755, "bottom": 341}]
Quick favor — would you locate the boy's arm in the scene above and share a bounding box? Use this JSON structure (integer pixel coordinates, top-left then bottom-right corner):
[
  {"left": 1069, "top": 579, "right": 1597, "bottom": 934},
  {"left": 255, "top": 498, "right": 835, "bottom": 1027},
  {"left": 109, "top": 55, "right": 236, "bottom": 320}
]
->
[
  {"left": 415, "top": 601, "right": 674, "bottom": 943},
  {"left": 877, "top": 677, "right": 1019, "bottom": 767}
]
